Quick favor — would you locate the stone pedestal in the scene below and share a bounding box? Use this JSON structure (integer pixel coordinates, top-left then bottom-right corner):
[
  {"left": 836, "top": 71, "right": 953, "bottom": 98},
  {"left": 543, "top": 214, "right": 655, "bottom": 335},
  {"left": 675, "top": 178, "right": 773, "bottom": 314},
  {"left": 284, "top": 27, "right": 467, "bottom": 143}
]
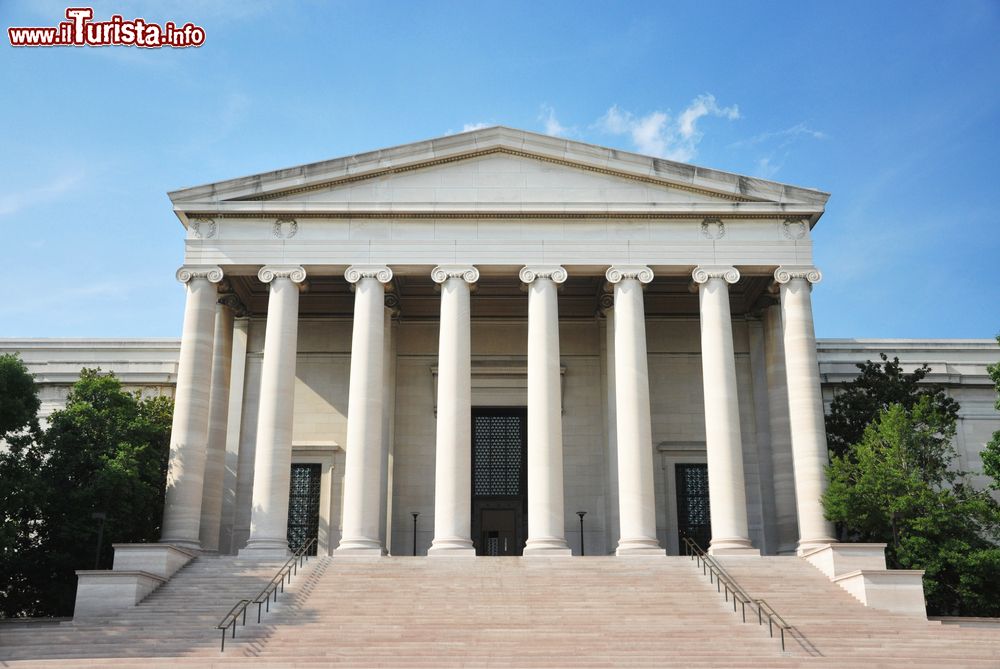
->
[
  {"left": 73, "top": 543, "right": 197, "bottom": 620},
  {"left": 801, "top": 542, "right": 927, "bottom": 618}
]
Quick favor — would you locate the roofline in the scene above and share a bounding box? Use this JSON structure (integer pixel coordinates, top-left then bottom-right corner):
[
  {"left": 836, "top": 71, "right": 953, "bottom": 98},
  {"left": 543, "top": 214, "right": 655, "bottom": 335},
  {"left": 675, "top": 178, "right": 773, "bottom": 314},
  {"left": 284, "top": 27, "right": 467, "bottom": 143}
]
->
[{"left": 167, "top": 126, "right": 831, "bottom": 217}]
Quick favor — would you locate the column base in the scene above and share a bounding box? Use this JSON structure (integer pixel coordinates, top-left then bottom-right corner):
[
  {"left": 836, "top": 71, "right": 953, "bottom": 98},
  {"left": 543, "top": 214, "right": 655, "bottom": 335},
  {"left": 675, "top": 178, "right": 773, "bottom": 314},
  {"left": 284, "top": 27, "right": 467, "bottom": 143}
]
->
[
  {"left": 615, "top": 537, "right": 664, "bottom": 556},
  {"left": 334, "top": 537, "right": 386, "bottom": 558},
  {"left": 239, "top": 537, "right": 290, "bottom": 560},
  {"left": 523, "top": 537, "right": 572, "bottom": 556},
  {"left": 428, "top": 537, "right": 476, "bottom": 557},
  {"left": 708, "top": 536, "right": 758, "bottom": 556}
]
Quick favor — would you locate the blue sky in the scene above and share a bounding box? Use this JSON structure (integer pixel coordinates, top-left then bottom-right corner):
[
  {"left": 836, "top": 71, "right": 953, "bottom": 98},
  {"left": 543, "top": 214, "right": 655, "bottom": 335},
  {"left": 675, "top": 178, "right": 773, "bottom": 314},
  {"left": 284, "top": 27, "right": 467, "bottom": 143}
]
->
[{"left": 2, "top": 0, "right": 998, "bottom": 339}]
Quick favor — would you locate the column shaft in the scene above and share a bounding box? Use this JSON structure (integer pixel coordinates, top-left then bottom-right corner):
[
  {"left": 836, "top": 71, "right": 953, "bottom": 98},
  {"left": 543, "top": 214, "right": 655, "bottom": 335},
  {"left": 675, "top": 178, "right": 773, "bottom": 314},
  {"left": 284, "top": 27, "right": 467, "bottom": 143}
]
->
[
  {"left": 429, "top": 266, "right": 478, "bottom": 556},
  {"left": 607, "top": 265, "right": 663, "bottom": 556},
  {"left": 775, "top": 267, "right": 837, "bottom": 553},
  {"left": 763, "top": 303, "right": 799, "bottom": 554},
  {"left": 161, "top": 266, "right": 222, "bottom": 549},
  {"left": 241, "top": 265, "right": 305, "bottom": 557},
  {"left": 335, "top": 265, "right": 393, "bottom": 556},
  {"left": 693, "top": 266, "right": 755, "bottom": 554},
  {"left": 219, "top": 315, "right": 249, "bottom": 555},
  {"left": 521, "top": 266, "right": 571, "bottom": 556},
  {"left": 198, "top": 299, "right": 237, "bottom": 551}
]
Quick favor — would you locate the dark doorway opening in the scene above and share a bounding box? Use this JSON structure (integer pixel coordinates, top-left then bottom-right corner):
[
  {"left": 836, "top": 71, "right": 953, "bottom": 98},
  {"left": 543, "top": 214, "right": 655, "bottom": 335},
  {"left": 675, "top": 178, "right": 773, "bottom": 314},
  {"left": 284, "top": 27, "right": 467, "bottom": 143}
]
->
[
  {"left": 471, "top": 407, "right": 528, "bottom": 556},
  {"left": 675, "top": 463, "right": 711, "bottom": 551},
  {"left": 287, "top": 462, "right": 321, "bottom": 555}
]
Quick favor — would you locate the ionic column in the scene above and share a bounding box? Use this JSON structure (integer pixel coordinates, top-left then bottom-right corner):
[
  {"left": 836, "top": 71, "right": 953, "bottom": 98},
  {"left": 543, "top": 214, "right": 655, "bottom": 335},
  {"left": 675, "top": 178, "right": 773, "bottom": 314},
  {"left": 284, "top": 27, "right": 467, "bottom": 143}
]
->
[
  {"left": 161, "top": 265, "right": 223, "bottom": 549},
  {"left": 520, "top": 265, "right": 571, "bottom": 556},
  {"left": 692, "top": 266, "right": 755, "bottom": 554},
  {"left": 606, "top": 265, "right": 663, "bottom": 556},
  {"left": 199, "top": 293, "right": 245, "bottom": 552},
  {"left": 763, "top": 302, "right": 799, "bottom": 554},
  {"left": 241, "top": 265, "right": 306, "bottom": 557},
  {"left": 335, "top": 264, "right": 393, "bottom": 556},
  {"left": 774, "top": 266, "right": 837, "bottom": 553},
  {"left": 428, "top": 265, "right": 479, "bottom": 556}
]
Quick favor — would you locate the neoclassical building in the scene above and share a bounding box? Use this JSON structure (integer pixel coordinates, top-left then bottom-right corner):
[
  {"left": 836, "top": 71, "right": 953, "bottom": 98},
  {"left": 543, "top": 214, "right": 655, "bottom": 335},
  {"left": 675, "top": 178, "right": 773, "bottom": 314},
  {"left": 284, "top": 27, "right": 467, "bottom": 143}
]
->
[{"left": 142, "top": 126, "right": 854, "bottom": 561}]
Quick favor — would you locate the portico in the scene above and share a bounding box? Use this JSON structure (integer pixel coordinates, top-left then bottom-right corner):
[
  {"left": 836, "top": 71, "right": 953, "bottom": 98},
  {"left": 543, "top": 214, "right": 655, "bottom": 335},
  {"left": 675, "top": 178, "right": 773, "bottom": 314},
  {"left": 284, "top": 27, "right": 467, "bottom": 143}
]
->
[{"left": 159, "top": 127, "right": 837, "bottom": 559}]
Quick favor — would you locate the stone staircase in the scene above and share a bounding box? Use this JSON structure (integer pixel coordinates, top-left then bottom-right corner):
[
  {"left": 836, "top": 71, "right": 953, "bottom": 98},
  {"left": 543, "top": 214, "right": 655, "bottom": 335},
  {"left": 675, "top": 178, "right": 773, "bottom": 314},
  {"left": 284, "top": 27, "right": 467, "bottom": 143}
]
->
[
  {"left": 0, "top": 554, "right": 291, "bottom": 664},
  {"left": 716, "top": 555, "right": 1000, "bottom": 667},
  {"left": 2, "top": 554, "right": 1000, "bottom": 667}
]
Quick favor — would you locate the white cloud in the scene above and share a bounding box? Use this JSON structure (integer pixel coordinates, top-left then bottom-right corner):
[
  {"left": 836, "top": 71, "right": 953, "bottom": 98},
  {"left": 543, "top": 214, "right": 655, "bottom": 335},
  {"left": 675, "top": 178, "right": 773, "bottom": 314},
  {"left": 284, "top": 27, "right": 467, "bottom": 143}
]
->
[
  {"left": 730, "top": 123, "right": 827, "bottom": 149},
  {"left": 755, "top": 156, "right": 781, "bottom": 179},
  {"left": 595, "top": 94, "right": 740, "bottom": 162},
  {"left": 538, "top": 104, "right": 569, "bottom": 137},
  {"left": 461, "top": 122, "right": 491, "bottom": 132},
  {"left": 729, "top": 122, "right": 827, "bottom": 179},
  {"left": 0, "top": 172, "right": 85, "bottom": 217}
]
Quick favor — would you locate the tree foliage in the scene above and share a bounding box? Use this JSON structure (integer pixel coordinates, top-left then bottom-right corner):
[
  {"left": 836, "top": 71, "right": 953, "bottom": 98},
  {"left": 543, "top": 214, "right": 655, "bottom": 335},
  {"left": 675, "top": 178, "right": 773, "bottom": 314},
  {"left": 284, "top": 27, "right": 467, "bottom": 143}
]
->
[
  {"left": 824, "top": 397, "right": 1000, "bottom": 616},
  {"left": 0, "top": 368, "right": 173, "bottom": 617},
  {"left": 825, "top": 353, "right": 960, "bottom": 459},
  {"left": 979, "top": 335, "right": 1000, "bottom": 488}
]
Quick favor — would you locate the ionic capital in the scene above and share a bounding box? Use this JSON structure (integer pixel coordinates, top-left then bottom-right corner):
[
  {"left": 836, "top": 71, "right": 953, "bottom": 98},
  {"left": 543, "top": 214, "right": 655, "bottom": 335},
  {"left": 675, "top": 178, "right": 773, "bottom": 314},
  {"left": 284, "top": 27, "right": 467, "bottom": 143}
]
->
[
  {"left": 344, "top": 264, "right": 393, "bottom": 285},
  {"left": 431, "top": 264, "right": 480, "bottom": 285},
  {"left": 176, "top": 265, "right": 223, "bottom": 284},
  {"left": 605, "top": 265, "right": 654, "bottom": 285},
  {"left": 258, "top": 265, "right": 306, "bottom": 284},
  {"left": 692, "top": 265, "right": 740, "bottom": 285},
  {"left": 519, "top": 265, "right": 567, "bottom": 285},
  {"left": 774, "top": 265, "right": 822, "bottom": 285}
]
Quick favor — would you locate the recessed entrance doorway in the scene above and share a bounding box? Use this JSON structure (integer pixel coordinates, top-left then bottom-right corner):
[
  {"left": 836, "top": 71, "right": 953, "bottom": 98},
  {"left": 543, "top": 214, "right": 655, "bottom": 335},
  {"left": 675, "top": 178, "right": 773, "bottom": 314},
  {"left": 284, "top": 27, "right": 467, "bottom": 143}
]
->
[{"left": 470, "top": 407, "right": 528, "bottom": 556}]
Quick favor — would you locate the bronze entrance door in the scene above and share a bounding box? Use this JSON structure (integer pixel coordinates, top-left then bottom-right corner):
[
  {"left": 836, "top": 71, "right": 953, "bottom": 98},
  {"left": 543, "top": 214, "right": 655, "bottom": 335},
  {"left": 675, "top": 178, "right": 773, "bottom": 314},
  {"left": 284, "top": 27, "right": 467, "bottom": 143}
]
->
[
  {"left": 287, "top": 463, "right": 321, "bottom": 555},
  {"left": 675, "top": 463, "right": 712, "bottom": 551},
  {"left": 471, "top": 407, "right": 527, "bottom": 556}
]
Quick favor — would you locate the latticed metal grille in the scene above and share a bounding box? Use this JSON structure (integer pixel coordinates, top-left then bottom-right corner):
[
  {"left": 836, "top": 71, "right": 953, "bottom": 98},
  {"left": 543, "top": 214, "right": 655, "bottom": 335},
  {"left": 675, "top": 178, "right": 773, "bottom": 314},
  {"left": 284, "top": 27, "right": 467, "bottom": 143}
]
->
[
  {"left": 676, "top": 463, "right": 712, "bottom": 551},
  {"left": 286, "top": 463, "right": 321, "bottom": 555},
  {"left": 473, "top": 413, "right": 524, "bottom": 497}
]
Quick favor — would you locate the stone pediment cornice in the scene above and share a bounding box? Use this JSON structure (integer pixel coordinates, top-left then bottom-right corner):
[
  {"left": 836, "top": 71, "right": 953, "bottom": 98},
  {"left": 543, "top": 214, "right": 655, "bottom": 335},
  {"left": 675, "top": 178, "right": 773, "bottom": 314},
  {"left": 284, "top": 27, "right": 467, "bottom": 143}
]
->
[{"left": 168, "top": 127, "right": 829, "bottom": 217}]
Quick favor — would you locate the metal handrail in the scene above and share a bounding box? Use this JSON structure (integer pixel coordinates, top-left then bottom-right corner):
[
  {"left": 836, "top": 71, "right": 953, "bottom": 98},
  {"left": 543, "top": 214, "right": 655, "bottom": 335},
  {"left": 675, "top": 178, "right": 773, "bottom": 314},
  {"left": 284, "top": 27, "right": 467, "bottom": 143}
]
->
[
  {"left": 682, "top": 537, "right": 792, "bottom": 652},
  {"left": 215, "top": 538, "right": 318, "bottom": 651}
]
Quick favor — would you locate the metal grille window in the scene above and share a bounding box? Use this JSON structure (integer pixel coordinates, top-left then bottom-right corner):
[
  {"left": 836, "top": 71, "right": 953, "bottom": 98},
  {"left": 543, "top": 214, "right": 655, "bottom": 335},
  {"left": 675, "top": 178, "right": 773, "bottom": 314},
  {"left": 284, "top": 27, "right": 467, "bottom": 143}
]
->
[
  {"left": 473, "top": 413, "right": 524, "bottom": 497},
  {"left": 676, "top": 463, "right": 712, "bottom": 551},
  {"left": 286, "top": 463, "right": 321, "bottom": 555}
]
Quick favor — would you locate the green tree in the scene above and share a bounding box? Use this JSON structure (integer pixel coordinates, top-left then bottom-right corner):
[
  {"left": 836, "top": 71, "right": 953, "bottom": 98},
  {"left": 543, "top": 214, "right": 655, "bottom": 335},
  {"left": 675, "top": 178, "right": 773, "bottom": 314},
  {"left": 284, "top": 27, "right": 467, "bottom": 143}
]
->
[
  {"left": 0, "top": 355, "right": 45, "bottom": 616},
  {"left": 979, "top": 335, "right": 1000, "bottom": 488},
  {"left": 825, "top": 353, "right": 960, "bottom": 459},
  {"left": 823, "top": 397, "right": 1000, "bottom": 616},
  {"left": 0, "top": 368, "right": 173, "bottom": 617}
]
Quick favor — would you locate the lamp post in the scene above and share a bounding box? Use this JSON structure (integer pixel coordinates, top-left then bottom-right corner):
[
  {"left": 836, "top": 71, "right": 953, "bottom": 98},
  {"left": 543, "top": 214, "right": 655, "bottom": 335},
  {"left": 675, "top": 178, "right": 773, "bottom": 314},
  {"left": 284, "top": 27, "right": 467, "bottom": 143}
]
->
[
  {"left": 576, "top": 511, "right": 587, "bottom": 556},
  {"left": 91, "top": 512, "right": 107, "bottom": 569},
  {"left": 411, "top": 512, "right": 419, "bottom": 556}
]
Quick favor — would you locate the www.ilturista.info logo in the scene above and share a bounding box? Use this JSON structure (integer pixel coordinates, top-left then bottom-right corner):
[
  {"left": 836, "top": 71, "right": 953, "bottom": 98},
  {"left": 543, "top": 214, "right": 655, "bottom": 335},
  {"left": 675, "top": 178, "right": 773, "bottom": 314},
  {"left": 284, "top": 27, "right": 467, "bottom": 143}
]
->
[{"left": 8, "top": 7, "right": 205, "bottom": 48}]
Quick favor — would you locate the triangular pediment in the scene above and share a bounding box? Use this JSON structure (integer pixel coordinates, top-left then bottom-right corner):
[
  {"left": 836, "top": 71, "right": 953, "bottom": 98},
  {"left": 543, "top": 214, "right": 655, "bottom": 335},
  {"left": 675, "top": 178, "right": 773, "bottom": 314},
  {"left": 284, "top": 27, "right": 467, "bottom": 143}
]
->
[{"left": 168, "top": 127, "right": 829, "bottom": 221}]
